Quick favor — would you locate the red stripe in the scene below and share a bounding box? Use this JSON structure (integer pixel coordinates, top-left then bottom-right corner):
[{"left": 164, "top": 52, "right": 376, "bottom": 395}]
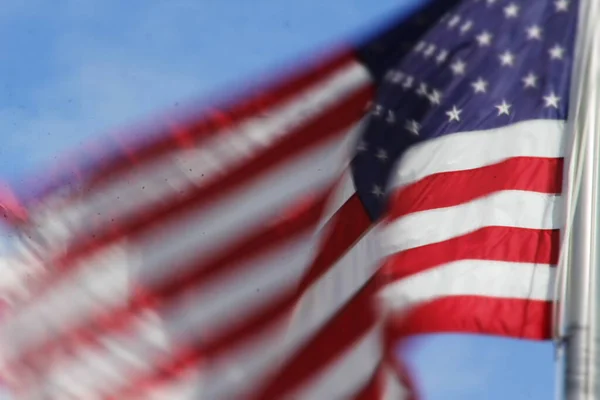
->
[
  {"left": 247, "top": 278, "right": 379, "bottom": 400},
  {"left": 74, "top": 51, "right": 358, "bottom": 193},
  {"left": 380, "top": 227, "right": 559, "bottom": 281},
  {"left": 386, "top": 157, "right": 563, "bottom": 220},
  {"left": 296, "top": 193, "right": 371, "bottom": 294},
  {"left": 106, "top": 194, "right": 372, "bottom": 399},
  {"left": 387, "top": 296, "right": 552, "bottom": 340}
]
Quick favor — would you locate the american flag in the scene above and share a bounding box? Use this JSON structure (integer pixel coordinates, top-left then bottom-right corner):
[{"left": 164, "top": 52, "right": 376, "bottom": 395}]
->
[
  {"left": 0, "top": 0, "right": 576, "bottom": 398},
  {"left": 370, "top": 0, "right": 575, "bottom": 340}
]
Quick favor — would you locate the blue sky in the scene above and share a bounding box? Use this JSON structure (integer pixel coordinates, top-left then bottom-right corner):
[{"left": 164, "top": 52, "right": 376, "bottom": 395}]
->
[{"left": 0, "top": 0, "right": 555, "bottom": 398}]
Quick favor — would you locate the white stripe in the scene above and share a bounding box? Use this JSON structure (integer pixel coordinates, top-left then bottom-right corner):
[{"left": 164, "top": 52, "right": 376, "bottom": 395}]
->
[
  {"left": 291, "top": 327, "right": 382, "bottom": 400},
  {"left": 381, "top": 190, "right": 562, "bottom": 255},
  {"left": 287, "top": 226, "right": 379, "bottom": 339},
  {"left": 0, "top": 258, "right": 35, "bottom": 304},
  {"left": 382, "top": 366, "right": 411, "bottom": 400},
  {"left": 316, "top": 168, "right": 357, "bottom": 232},
  {"left": 33, "top": 62, "right": 371, "bottom": 242},
  {"left": 379, "top": 259, "right": 555, "bottom": 310},
  {"left": 143, "top": 372, "right": 203, "bottom": 400},
  {"left": 389, "top": 119, "right": 565, "bottom": 190}
]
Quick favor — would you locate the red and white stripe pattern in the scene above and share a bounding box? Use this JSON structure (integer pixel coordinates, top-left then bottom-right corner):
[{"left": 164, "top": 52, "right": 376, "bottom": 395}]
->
[
  {"left": 378, "top": 119, "right": 564, "bottom": 341},
  {"left": 0, "top": 51, "right": 413, "bottom": 399}
]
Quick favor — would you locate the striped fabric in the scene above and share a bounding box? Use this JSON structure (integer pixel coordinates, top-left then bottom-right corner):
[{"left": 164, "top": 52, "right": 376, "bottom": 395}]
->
[
  {"left": 367, "top": 0, "right": 575, "bottom": 341},
  {"left": 379, "top": 120, "right": 562, "bottom": 340},
  {"left": 0, "top": 50, "right": 411, "bottom": 399}
]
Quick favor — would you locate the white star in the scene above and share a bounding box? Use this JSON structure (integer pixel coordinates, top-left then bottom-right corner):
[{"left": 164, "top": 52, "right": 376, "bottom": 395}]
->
[
  {"left": 495, "top": 100, "right": 511, "bottom": 116},
  {"left": 372, "top": 185, "right": 384, "bottom": 198},
  {"left": 486, "top": 0, "right": 497, "bottom": 4},
  {"left": 549, "top": 44, "right": 565, "bottom": 60},
  {"left": 555, "top": 0, "right": 569, "bottom": 11},
  {"left": 371, "top": 104, "right": 384, "bottom": 117},
  {"left": 428, "top": 89, "right": 442, "bottom": 105},
  {"left": 423, "top": 44, "right": 436, "bottom": 58},
  {"left": 446, "top": 106, "right": 462, "bottom": 122},
  {"left": 436, "top": 50, "right": 449, "bottom": 64},
  {"left": 386, "top": 110, "right": 396, "bottom": 124},
  {"left": 402, "top": 76, "right": 414, "bottom": 89},
  {"left": 526, "top": 25, "right": 542, "bottom": 40},
  {"left": 405, "top": 119, "right": 421, "bottom": 135},
  {"left": 460, "top": 20, "right": 473, "bottom": 34},
  {"left": 543, "top": 92, "right": 561, "bottom": 108},
  {"left": 414, "top": 41, "right": 426, "bottom": 52},
  {"left": 471, "top": 77, "right": 488, "bottom": 93},
  {"left": 504, "top": 3, "right": 519, "bottom": 18},
  {"left": 385, "top": 69, "right": 404, "bottom": 83},
  {"left": 522, "top": 72, "right": 538, "bottom": 88},
  {"left": 448, "top": 15, "right": 461, "bottom": 28},
  {"left": 499, "top": 50, "right": 515, "bottom": 66},
  {"left": 476, "top": 31, "right": 493, "bottom": 46},
  {"left": 356, "top": 140, "right": 368, "bottom": 152},
  {"left": 450, "top": 59, "right": 466, "bottom": 75},
  {"left": 376, "top": 148, "right": 388, "bottom": 161},
  {"left": 416, "top": 83, "right": 429, "bottom": 97}
]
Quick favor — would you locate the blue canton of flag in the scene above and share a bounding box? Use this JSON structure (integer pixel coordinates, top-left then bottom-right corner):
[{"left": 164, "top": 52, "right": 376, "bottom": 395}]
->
[{"left": 353, "top": 0, "right": 575, "bottom": 220}]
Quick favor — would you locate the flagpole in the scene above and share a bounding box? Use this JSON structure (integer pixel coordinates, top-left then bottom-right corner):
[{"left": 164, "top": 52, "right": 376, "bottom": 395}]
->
[{"left": 562, "top": 0, "right": 600, "bottom": 398}]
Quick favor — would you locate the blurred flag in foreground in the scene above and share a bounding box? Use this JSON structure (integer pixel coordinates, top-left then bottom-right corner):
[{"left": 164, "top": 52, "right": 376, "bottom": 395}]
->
[{"left": 0, "top": 0, "right": 577, "bottom": 398}]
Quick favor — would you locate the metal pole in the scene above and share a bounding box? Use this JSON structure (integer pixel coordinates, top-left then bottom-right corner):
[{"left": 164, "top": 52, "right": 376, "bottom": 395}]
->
[
  {"left": 562, "top": 0, "right": 600, "bottom": 398},
  {"left": 564, "top": 123, "right": 597, "bottom": 399}
]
